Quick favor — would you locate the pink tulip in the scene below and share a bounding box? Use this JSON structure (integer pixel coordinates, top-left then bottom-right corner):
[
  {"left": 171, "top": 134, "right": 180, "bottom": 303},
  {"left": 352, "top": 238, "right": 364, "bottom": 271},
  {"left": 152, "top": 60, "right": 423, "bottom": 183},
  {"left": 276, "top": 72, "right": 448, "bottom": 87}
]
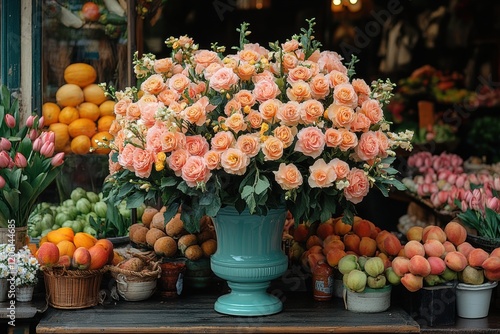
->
[
  {"left": 487, "top": 197, "right": 500, "bottom": 212},
  {"left": 14, "top": 152, "right": 27, "bottom": 168},
  {"left": 28, "top": 128, "right": 38, "bottom": 141},
  {"left": 32, "top": 138, "right": 42, "bottom": 152},
  {"left": 0, "top": 138, "right": 11, "bottom": 151},
  {"left": 4, "top": 114, "right": 15, "bottom": 128},
  {"left": 40, "top": 141, "right": 54, "bottom": 158},
  {"left": 0, "top": 151, "right": 11, "bottom": 168},
  {"left": 493, "top": 177, "right": 500, "bottom": 191},
  {"left": 25, "top": 115, "right": 35, "bottom": 128},
  {"left": 51, "top": 152, "right": 65, "bottom": 167},
  {"left": 0, "top": 175, "right": 4, "bottom": 189},
  {"left": 38, "top": 116, "right": 44, "bottom": 129}
]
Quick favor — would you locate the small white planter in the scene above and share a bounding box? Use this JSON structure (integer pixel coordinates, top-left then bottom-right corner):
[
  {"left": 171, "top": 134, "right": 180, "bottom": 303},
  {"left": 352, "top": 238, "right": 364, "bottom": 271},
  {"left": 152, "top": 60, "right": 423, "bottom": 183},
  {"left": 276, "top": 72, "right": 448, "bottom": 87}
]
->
[
  {"left": 16, "top": 285, "right": 34, "bottom": 302},
  {"left": 344, "top": 285, "right": 392, "bottom": 313},
  {"left": 456, "top": 281, "right": 498, "bottom": 319}
]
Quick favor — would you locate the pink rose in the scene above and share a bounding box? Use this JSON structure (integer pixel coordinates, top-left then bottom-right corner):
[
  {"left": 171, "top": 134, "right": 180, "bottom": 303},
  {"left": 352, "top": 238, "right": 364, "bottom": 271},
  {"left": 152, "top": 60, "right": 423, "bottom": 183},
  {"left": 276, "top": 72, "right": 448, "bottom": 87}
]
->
[
  {"left": 209, "top": 67, "right": 239, "bottom": 92},
  {"left": 274, "top": 163, "right": 304, "bottom": 190},
  {"left": 352, "top": 78, "right": 371, "bottom": 95},
  {"left": 308, "top": 159, "right": 337, "bottom": 188},
  {"left": 204, "top": 150, "right": 221, "bottom": 170},
  {"left": 203, "top": 63, "right": 224, "bottom": 80},
  {"left": 350, "top": 112, "right": 371, "bottom": 133},
  {"left": 344, "top": 168, "right": 370, "bottom": 204},
  {"left": 185, "top": 135, "right": 209, "bottom": 157},
  {"left": 262, "top": 136, "right": 284, "bottom": 161},
  {"left": 282, "top": 40, "right": 300, "bottom": 52},
  {"left": 252, "top": 70, "right": 275, "bottom": 84},
  {"left": 360, "top": 99, "right": 383, "bottom": 125},
  {"left": 277, "top": 101, "right": 301, "bottom": 126},
  {"left": 300, "top": 99, "right": 324, "bottom": 124},
  {"left": 181, "top": 155, "right": 211, "bottom": 187},
  {"left": 318, "top": 51, "right": 347, "bottom": 74},
  {"left": 236, "top": 63, "right": 256, "bottom": 81},
  {"left": 167, "top": 149, "right": 190, "bottom": 176},
  {"left": 183, "top": 100, "right": 207, "bottom": 126},
  {"left": 329, "top": 158, "right": 350, "bottom": 179},
  {"left": 282, "top": 53, "right": 299, "bottom": 72},
  {"left": 157, "top": 89, "right": 179, "bottom": 106},
  {"left": 220, "top": 148, "right": 249, "bottom": 175},
  {"left": 154, "top": 58, "right": 173, "bottom": 74},
  {"left": 114, "top": 99, "right": 130, "bottom": 116},
  {"left": 333, "top": 83, "right": 358, "bottom": 108},
  {"left": 211, "top": 131, "right": 235, "bottom": 151},
  {"left": 194, "top": 50, "right": 220, "bottom": 69},
  {"left": 146, "top": 124, "right": 166, "bottom": 153},
  {"left": 294, "top": 126, "right": 325, "bottom": 159},
  {"left": 253, "top": 79, "right": 280, "bottom": 103},
  {"left": 126, "top": 103, "right": 141, "bottom": 120},
  {"left": 238, "top": 49, "right": 260, "bottom": 63},
  {"left": 132, "top": 148, "right": 155, "bottom": 178},
  {"left": 161, "top": 131, "right": 186, "bottom": 152},
  {"left": 376, "top": 131, "right": 389, "bottom": 158},
  {"left": 356, "top": 131, "right": 380, "bottom": 161},
  {"left": 236, "top": 134, "right": 260, "bottom": 158},
  {"left": 140, "top": 101, "right": 161, "bottom": 127}
]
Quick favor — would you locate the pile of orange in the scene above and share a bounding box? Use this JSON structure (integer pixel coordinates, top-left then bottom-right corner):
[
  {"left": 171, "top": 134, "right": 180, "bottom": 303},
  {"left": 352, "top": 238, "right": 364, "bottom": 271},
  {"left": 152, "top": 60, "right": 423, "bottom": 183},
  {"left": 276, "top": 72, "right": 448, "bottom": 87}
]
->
[{"left": 42, "top": 63, "right": 116, "bottom": 155}]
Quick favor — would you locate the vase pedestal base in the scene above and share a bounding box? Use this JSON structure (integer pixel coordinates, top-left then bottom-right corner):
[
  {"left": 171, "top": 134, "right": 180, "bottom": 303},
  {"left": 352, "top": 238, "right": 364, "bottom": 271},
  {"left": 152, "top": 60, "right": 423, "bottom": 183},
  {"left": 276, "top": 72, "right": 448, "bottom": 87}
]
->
[{"left": 215, "top": 282, "right": 282, "bottom": 316}]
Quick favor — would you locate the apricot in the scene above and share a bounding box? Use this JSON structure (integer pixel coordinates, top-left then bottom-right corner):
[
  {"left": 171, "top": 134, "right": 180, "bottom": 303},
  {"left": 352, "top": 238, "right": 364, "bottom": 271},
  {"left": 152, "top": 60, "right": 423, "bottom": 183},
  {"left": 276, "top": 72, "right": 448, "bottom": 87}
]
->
[
  {"left": 401, "top": 272, "right": 423, "bottom": 292},
  {"left": 456, "top": 242, "right": 475, "bottom": 258},
  {"left": 468, "top": 248, "right": 490, "bottom": 268},
  {"left": 322, "top": 239, "right": 345, "bottom": 256},
  {"left": 71, "top": 247, "right": 91, "bottom": 270},
  {"left": 485, "top": 269, "right": 500, "bottom": 281},
  {"left": 428, "top": 256, "right": 446, "bottom": 275},
  {"left": 408, "top": 255, "right": 431, "bottom": 277},
  {"left": 316, "top": 222, "right": 335, "bottom": 240},
  {"left": 442, "top": 241, "right": 456, "bottom": 254},
  {"left": 422, "top": 226, "right": 447, "bottom": 244},
  {"left": 293, "top": 224, "right": 309, "bottom": 242},
  {"left": 406, "top": 226, "right": 423, "bottom": 242},
  {"left": 404, "top": 240, "right": 425, "bottom": 259},
  {"left": 353, "top": 219, "right": 372, "bottom": 238},
  {"left": 358, "top": 237, "right": 377, "bottom": 257},
  {"left": 326, "top": 248, "right": 347, "bottom": 267},
  {"left": 95, "top": 238, "right": 114, "bottom": 264},
  {"left": 490, "top": 248, "right": 500, "bottom": 258},
  {"left": 306, "top": 235, "right": 323, "bottom": 250},
  {"left": 37, "top": 242, "right": 60, "bottom": 266},
  {"left": 481, "top": 256, "right": 500, "bottom": 272},
  {"left": 391, "top": 256, "right": 410, "bottom": 276},
  {"left": 375, "top": 230, "right": 391, "bottom": 254},
  {"left": 383, "top": 233, "right": 403, "bottom": 256},
  {"left": 322, "top": 234, "right": 341, "bottom": 246},
  {"left": 343, "top": 233, "right": 361, "bottom": 254},
  {"left": 333, "top": 218, "right": 352, "bottom": 236},
  {"left": 308, "top": 245, "right": 323, "bottom": 254},
  {"left": 444, "top": 221, "right": 467, "bottom": 246},
  {"left": 444, "top": 251, "right": 468, "bottom": 272},
  {"left": 423, "top": 239, "right": 445, "bottom": 258}
]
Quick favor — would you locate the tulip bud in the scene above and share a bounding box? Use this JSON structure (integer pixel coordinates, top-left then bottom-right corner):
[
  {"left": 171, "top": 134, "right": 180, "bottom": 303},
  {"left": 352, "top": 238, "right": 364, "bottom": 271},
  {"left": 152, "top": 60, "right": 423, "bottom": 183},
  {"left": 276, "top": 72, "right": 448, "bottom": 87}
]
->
[
  {"left": 0, "top": 175, "right": 5, "bottom": 189},
  {"left": 40, "top": 141, "right": 55, "bottom": 157},
  {"left": 0, "top": 138, "right": 11, "bottom": 151},
  {"left": 38, "top": 116, "right": 45, "bottom": 129},
  {"left": 28, "top": 128, "right": 38, "bottom": 141},
  {"left": 51, "top": 152, "right": 65, "bottom": 167},
  {"left": 14, "top": 152, "right": 27, "bottom": 168},
  {"left": 26, "top": 115, "right": 35, "bottom": 128},
  {"left": 4, "top": 114, "right": 15, "bottom": 128},
  {"left": 0, "top": 151, "right": 11, "bottom": 168},
  {"left": 32, "top": 138, "right": 42, "bottom": 152}
]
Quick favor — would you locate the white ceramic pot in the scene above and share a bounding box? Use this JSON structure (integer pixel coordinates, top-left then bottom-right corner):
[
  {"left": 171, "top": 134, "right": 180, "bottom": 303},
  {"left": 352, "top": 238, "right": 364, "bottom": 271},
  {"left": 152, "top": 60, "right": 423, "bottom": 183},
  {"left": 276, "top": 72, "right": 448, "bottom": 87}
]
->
[
  {"left": 456, "top": 281, "right": 498, "bottom": 319},
  {"left": 16, "top": 285, "right": 34, "bottom": 302},
  {"left": 344, "top": 285, "right": 392, "bottom": 313},
  {"left": 115, "top": 274, "right": 157, "bottom": 302}
]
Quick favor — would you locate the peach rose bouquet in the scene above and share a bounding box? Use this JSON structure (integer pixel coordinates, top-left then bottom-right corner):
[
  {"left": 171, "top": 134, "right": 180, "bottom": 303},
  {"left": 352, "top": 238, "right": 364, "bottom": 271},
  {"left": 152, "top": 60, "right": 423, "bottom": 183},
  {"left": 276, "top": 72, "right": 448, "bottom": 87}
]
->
[{"left": 102, "top": 19, "right": 413, "bottom": 232}]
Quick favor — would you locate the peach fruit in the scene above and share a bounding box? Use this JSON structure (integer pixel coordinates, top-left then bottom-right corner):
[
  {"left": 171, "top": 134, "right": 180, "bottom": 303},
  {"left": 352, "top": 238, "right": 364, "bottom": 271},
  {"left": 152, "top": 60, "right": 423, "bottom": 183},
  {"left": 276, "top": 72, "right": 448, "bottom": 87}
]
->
[
  {"left": 423, "top": 239, "right": 446, "bottom": 258},
  {"left": 353, "top": 219, "right": 372, "bottom": 238},
  {"left": 391, "top": 256, "right": 410, "bottom": 277},
  {"left": 343, "top": 233, "right": 361, "bottom": 254},
  {"left": 401, "top": 273, "right": 423, "bottom": 292},
  {"left": 444, "top": 251, "right": 468, "bottom": 272},
  {"left": 358, "top": 237, "right": 377, "bottom": 257},
  {"left": 383, "top": 233, "right": 402, "bottom": 256},
  {"left": 444, "top": 221, "right": 467, "bottom": 246},
  {"left": 37, "top": 242, "right": 60, "bottom": 266},
  {"left": 422, "top": 226, "right": 447, "bottom": 244},
  {"left": 326, "top": 248, "right": 347, "bottom": 267},
  {"left": 442, "top": 241, "right": 456, "bottom": 254},
  {"left": 457, "top": 242, "right": 475, "bottom": 258},
  {"left": 406, "top": 226, "right": 423, "bottom": 242},
  {"left": 408, "top": 255, "right": 431, "bottom": 277},
  {"left": 428, "top": 256, "right": 446, "bottom": 275},
  {"left": 468, "top": 248, "right": 490, "bottom": 268},
  {"left": 71, "top": 247, "right": 91, "bottom": 269},
  {"left": 88, "top": 245, "right": 109, "bottom": 270},
  {"left": 404, "top": 240, "right": 425, "bottom": 259},
  {"left": 316, "top": 222, "right": 335, "bottom": 240}
]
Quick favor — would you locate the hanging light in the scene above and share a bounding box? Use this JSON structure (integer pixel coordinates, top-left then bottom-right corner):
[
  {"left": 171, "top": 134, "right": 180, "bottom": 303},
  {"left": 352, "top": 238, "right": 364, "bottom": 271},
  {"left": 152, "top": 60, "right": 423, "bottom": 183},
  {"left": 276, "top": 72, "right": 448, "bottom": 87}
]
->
[{"left": 331, "top": 0, "right": 362, "bottom": 13}]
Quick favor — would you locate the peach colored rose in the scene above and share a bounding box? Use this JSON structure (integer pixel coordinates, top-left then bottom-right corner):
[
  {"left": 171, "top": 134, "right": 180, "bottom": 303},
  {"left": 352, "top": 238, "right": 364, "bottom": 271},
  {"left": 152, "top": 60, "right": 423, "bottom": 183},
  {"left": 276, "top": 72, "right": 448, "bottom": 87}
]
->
[
  {"left": 109, "top": 120, "right": 122, "bottom": 137},
  {"left": 259, "top": 99, "right": 281, "bottom": 121},
  {"left": 203, "top": 63, "right": 224, "bottom": 80},
  {"left": 282, "top": 40, "right": 300, "bottom": 52},
  {"left": 334, "top": 83, "right": 358, "bottom": 108},
  {"left": 282, "top": 53, "right": 299, "bottom": 72},
  {"left": 154, "top": 58, "right": 173, "bottom": 74},
  {"left": 300, "top": 99, "right": 324, "bottom": 124},
  {"left": 177, "top": 35, "right": 194, "bottom": 47},
  {"left": 307, "top": 50, "right": 321, "bottom": 63},
  {"left": 139, "top": 93, "right": 158, "bottom": 104},
  {"left": 327, "top": 70, "right": 349, "bottom": 87},
  {"left": 167, "top": 148, "right": 190, "bottom": 176},
  {"left": 352, "top": 79, "right": 371, "bottom": 95},
  {"left": 222, "top": 56, "right": 238, "bottom": 70},
  {"left": 294, "top": 126, "right": 325, "bottom": 159},
  {"left": 225, "top": 112, "right": 247, "bottom": 133},
  {"left": 157, "top": 89, "right": 179, "bottom": 106},
  {"left": 234, "top": 89, "right": 255, "bottom": 107},
  {"left": 141, "top": 74, "right": 166, "bottom": 95},
  {"left": 194, "top": 50, "right": 220, "bottom": 68},
  {"left": 185, "top": 134, "right": 209, "bottom": 157},
  {"left": 274, "top": 163, "right": 303, "bottom": 190},
  {"left": 108, "top": 154, "right": 122, "bottom": 175},
  {"left": 118, "top": 144, "right": 136, "bottom": 170},
  {"left": 161, "top": 131, "right": 186, "bottom": 152},
  {"left": 140, "top": 102, "right": 161, "bottom": 127},
  {"left": 168, "top": 73, "right": 191, "bottom": 93},
  {"left": 146, "top": 124, "right": 165, "bottom": 153},
  {"left": 236, "top": 134, "right": 261, "bottom": 157},
  {"left": 209, "top": 67, "right": 239, "bottom": 92},
  {"left": 376, "top": 130, "right": 389, "bottom": 158},
  {"left": 132, "top": 148, "right": 155, "bottom": 178},
  {"left": 114, "top": 99, "right": 131, "bottom": 116},
  {"left": 181, "top": 155, "right": 211, "bottom": 187},
  {"left": 318, "top": 51, "right": 347, "bottom": 74},
  {"left": 172, "top": 64, "right": 184, "bottom": 74},
  {"left": 309, "top": 74, "right": 331, "bottom": 100},
  {"left": 224, "top": 98, "right": 242, "bottom": 116},
  {"left": 308, "top": 159, "right": 337, "bottom": 188},
  {"left": 329, "top": 158, "right": 350, "bottom": 179},
  {"left": 126, "top": 103, "right": 141, "bottom": 120},
  {"left": 204, "top": 150, "right": 221, "bottom": 170},
  {"left": 252, "top": 70, "right": 275, "bottom": 84},
  {"left": 286, "top": 80, "right": 312, "bottom": 102},
  {"left": 324, "top": 128, "right": 342, "bottom": 148},
  {"left": 339, "top": 129, "right": 358, "bottom": 151},
  {"left": 183, "top": 101, "right": 207, "bottom": 126},
  {"left": 262, "top": 136, "right": 284, "bottom": 161},
  {"left": 355, "top": 131, "right": 379, "bottom": 161},
  {"left": 168, "top": 101, "right": 184, "bottom": 116},
  {"left": 238, "top": 49, "right": 260, "bottom": 63},
  {"left": 357, "top": 93, "right": 370, "bottom": 106},
  {"left": 360, "top": 99, "right": 383, "bottom": 125},
  {"left": 253, "top": 79, "right": 280, "bottom": 103},
  {"left": 327, "top": 103, "right": 355, "bottom": 128},
  {"left": 246, "top": 110, "right": 263, "bottom": 129},
  {"left": 350, "top": 112, "right": 371, "bottom": 133},
  {"left": 211, "top": 131, "right": 235, "bottom": 151},
  {"left": 287, "top": 66, "right": 313, "bottom": 84},
  {"left": 220, "top": 148, "right": 249, "bottom": 175},
  {"left": 344, "top": 168, "right": 370, "bottom": 204},
  {"left": 273, "top": 125, "right": 296, "bottom": 148},
  {"left": 236, "top": 63, "right": 256, "bottom": 81},
  {"left": 277, "top": 101, "right": 301, "bottom": 126}
]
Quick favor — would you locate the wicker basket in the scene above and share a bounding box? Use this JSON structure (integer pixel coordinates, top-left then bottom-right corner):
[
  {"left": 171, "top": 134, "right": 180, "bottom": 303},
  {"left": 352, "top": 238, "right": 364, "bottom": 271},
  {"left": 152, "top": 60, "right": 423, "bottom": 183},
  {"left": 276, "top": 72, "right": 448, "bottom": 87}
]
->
[{"left": 43, "top": 266, "right": 108, "bottom": 309}]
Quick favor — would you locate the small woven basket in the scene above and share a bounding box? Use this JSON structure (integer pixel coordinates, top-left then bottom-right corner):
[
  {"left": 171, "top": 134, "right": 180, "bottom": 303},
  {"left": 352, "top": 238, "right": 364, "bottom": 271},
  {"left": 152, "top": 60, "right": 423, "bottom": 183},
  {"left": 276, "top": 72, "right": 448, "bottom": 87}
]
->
[{"left": 42, "top": 266, "right": 108, "bottom": 309}]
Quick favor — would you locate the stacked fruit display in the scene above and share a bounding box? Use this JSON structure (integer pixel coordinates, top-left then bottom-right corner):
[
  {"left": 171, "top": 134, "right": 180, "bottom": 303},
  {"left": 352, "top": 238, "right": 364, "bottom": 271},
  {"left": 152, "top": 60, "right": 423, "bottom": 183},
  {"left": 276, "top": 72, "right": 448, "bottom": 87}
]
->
[
  {"left": 129, "top": 206, "right": 217, "bottom": 261},
  {"left": 35, "top": 227, "right": 114, "bottom": 271},
  {"left": 42, "top": 63, "right": 115, "bottom": 155}
]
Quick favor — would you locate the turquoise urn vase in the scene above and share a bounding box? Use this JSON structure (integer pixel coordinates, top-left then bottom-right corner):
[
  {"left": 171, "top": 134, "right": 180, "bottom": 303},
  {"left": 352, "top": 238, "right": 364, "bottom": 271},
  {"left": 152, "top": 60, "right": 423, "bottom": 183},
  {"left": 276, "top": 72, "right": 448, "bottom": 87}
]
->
[{"left": 210, "top": 205, "right": 288, "bottom": 316}]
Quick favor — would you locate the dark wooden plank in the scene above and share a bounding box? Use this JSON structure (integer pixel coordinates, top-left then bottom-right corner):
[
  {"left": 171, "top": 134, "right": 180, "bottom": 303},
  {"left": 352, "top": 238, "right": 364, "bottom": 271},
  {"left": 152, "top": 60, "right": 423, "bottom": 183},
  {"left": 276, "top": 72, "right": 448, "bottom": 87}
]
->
[{"left": 36, "top": 291, "right": 420, "bottom": 334}]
